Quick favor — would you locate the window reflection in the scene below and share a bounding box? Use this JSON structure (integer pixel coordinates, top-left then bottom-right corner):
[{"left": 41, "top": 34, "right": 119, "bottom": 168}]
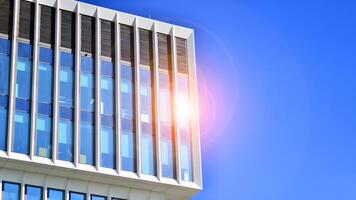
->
[
  {"left": 120, "top": 63, "right": 136, "bottom": 172},
  {"left": 159, "top": 72, "right": 175, "bottom": 179},
  {"left": 3, "top": 182, "right": 20, "bottom": 200},
  {"left": 80, "top": 56, "right": 95, "bottom": 165},
  {"left": 58, "top": 51, "right": 74, "bottom": 162},
  {"left": 140, "top": 67, "right": 155, "bottom": 175},
  {"left": 69, "top": 192, "right": 85, "bottom": 200},
  {"left": 13, "top": 43, "right": 32, "bottom": 155},
  {"left": 26, "top": 185, "right": 42, "bottom": 200},
  {"left": 36, "top": 47, "right": 53, "bottom": 158},
  {"left": 48, "top": 189, "right": 64, "bottom": 200},
  {"left": 100, "top": 60, "right": 115, "bottom": 169}
]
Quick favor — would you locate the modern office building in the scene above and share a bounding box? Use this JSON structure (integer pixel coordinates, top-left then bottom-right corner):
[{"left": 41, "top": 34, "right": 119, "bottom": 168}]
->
[{"left": 0, "top": 0, "right": 202, "bottom": 199}]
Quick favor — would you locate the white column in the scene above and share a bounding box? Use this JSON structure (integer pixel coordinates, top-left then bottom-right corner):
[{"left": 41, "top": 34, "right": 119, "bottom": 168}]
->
[
  {"left": 30, "top": 0, "right": 40, "bottom": 159},
  {"left": 170, "top": 26, "right": 181, "bottom": 183},
  {"left": 52, "top": 0, "right": 61, "bottom": 162},
  {"left": 7, "top": 0, "right": 20, "bottom": 155},
  {"left": 95, "top": 9, "right": 101, "bottom": 170},
  {"left": 74, "top": 3, "right": 81, "bottom": 167},
  {"left": 114, "top": 13, "right": 121, "bottom": 174},
  {"left": 152, "top": 22, "right": 162, "bottom": 180},
  {"left": 187, "top": 32, "right": 203, "bottom": 188},
  {"left": 133, "top": 17, "right": 141, "bottom": 177}
]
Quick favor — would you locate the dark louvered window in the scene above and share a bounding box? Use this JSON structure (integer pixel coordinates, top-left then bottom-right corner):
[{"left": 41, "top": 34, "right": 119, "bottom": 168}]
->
[
  {"left": 19, "top": 0, "right": 35, "bottom": 40},
  {"left": 0, "top": 0, "right": 13, "bottom": 36},
  {"left": 81, "top": 15, "right": 95, "bottom": 54},
  {"left": 61, "top": 10, "right": 75, "bottom": 49},
  {"left": 176, "top": 37, "right": 188, "bottom": 74},
  {"left": 157, "top": 33, "right": 172, "bottom": 70},
  {"left": 40, "top": 6, "right": 55, "bottom": 45},
  {"left": 139, "top": 29, "right": 153, "bottom": 66},
  {"left": 101, "top": 20, "right": 115, "bottom": 58},
  {"left": 120, "top": 24, "right": 134, "bottom": 63}
]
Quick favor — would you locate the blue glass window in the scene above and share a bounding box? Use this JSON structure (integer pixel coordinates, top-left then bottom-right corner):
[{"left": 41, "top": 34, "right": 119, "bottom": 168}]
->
[
  {"left": 3, "top": 182, "right": 20, "bottom": 200},
  {"left": 80, "top": 122, "right": 94, "bottom": 165},
  {"left": 0, "top": 38, "right": 11, "bottom": 152},
  {"left": 177, "top": 76, "right": 193, "bottom": 182},
  {"left": 101, "top": 127, "right": 115, "bottom": 168},
  {"left": 48, "top": 189, "right": 64, "bottom": 200},
  {"left": 36, "top": 47, "right": 53, "bottom": 158},
  {"left": 120, "top": 64, "right": 136, "bottom": 172},
  {"left": 139, "top": 67, "right": 155, "bottom": 175},
  {"left": 36, "top": 115, "right": 52, "bottom": 158},
  {"left": 80, "top": 56, "right": 95, "bottom": 165},
  {"left": 70, "top": 192, "right": 85, "bottom": 200},
  {"left": 25, "top": 185, "right": 43, "bottom": 200},
  {"left": 58, "top": 119, "right": 73, "bottom": 161},
  {"left": 59, "top": 52, "right": 74, "bottom": 107},
  {"left": 0, "top": 108, "right": 7, "bottom": 150},
  {"left": 13, "top": 43, "right": 32, "bottom": 155},
  {"left": 58, "top": 51, "right": 74, "bottom": 162},
  {"left": 159, "top": 72, "right": 175, "bottom": 179},
  {"left": 80, "top": 56, "right": 94, "bottom": 112},
  {"left": 91, "top": 195, "right": 106, "bottom": 200},
  {"left": 100, "top": 60, "right": 115, "bottom": 169},
  {"left": 13, "top": 111, "right": 30, "bottom": 154}
]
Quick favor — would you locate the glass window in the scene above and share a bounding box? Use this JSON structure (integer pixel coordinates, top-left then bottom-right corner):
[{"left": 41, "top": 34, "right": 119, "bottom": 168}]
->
[
  {"left": 177, "top": 76, "right": 193, "bottom": 182},
  {"left": 16, "top": 58, "right": 32, "bottom": 99},
  {"left": 38, "top": 62, "right": 53, "bottom": 103},
  {"left": 80, "top": 56, "right": 95, "bottom": 166},
  {"left": 3, "top": 182, "right": 20, "bottom": 200},
  {"left": 48, "top": 189, "right": 64, "bottom": 200},
  {"left": 0, "top": 108, "right": 7, "bottom": 150},
  {"left": 69, "top": 192, "right": 85, "bottom": 200},
  {"left": 13, "top": 111, "right": 30, "bottom": 154},
  {"left": 100, "top": 60, "right": 115, "bottom": 169},
  {"left": 80, "top": 122, "right": 94, "bottom": 165},
  {"left": 80, "top": 56, "right": 94, "bottom": 112},
  {"left": 101, "top": 127, "right": 115, "bottom": 168},
  {"left": 59, "top": 52, "right": 74, "bottom": 107},
  {"left": 25, "top": 185, "right": 42, "bottom": 200},
  {"left": 91, "top": 195, "right": 106, "bottom": 200},
  {"left": 120, "top": 64, "right": 136, "bottom": 172},
  {"left": 159, "top": 72, "right": 175, "bottom": 179},
  {"left": 0, "top": 54, "right": 10, "bottom": 95},
  {"left": 58, "top": 118, "right": 73, "bottom": 161},
  {"left": 139, "top": 67, "right": 155, "bottom": 175},
  {"left": 59, "top": 51, "right": 74, "bottom": 162},
  {"left": 35, "top": 115, "right": 52, "bottom": 158}
]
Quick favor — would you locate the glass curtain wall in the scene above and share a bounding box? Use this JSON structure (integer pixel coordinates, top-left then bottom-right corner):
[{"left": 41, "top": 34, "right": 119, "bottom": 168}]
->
[
  {"left": 35, "top": 47, "right": 54, "bottom": 158},
  {"left": 0, "top": 38, "right": 11, "bottom": 151}
]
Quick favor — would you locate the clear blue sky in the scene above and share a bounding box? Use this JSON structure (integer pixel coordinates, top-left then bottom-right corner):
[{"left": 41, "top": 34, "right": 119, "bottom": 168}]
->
[{"left": 81, "top": 0, "right": 356, "bottom": 199}]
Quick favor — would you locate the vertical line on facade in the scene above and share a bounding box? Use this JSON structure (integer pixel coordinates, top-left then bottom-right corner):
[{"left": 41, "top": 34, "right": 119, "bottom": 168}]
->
[
  {"left": 114, "top": 12, "right": 121, "bottom": 175},
  {"left": 74, "top": 3, "right": 81, "bottom": 167},
  {"left": 95, "top": 8, "right": 101, "bottom": 170}
]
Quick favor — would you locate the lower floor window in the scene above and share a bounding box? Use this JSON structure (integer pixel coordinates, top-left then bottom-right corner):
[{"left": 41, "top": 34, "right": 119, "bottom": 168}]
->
[{"left": 2, "top": 182, "right": 20, "bottom": 200}]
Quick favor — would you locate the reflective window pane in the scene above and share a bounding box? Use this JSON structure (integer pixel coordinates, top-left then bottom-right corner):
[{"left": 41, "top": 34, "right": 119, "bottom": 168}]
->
[
  {"left": 80, "top": 122, "right": 94, "bottom": 165},
  {"left": 59, "top": 51, "right": 74, "bottom": 162},
  {"left": 159, "top": 72, "right": 175, "bottom": 179},
  {"left": 140, "top": 67, "right": 155, "bottom": 175},
  {"left": 120, "top": 64, "right": 136, "bottom": 172},
  {"left": 0, "top": 108, "right": 7, "bottom": 150},
  {"left": 177, "top": 76, "right": 193, "bottom": 182},
  {"left": 0, "top": 54, "right": 10, "bottom": 95},
  {"left": 16, "top": 58, "right": 32, "bottom": 99},
  {"left": 3, "top": 182, "right": 20, "bottom": 200},
  {"left": 13, "top": 111, "right": 30, "bottom": 154},
  {"left": 69, "top": 192, "right": 85, "bottom": 200},
  {"left": 35, "top": 115, "right": 52, "bottom": 158},
  {"left": 48, "top": 189, "right": 64, "bottom": 200},
  {"left": 101, "top": 127, "right": 115, "bottom": 168},
  {"left": 91, "top": 195, "right": 106, "bottom": 200},
  {"left": 80, "top": 56, "right": 94, "bottom": 112},
  {"left": 26, "top": 185, "right": 42, "bottom": 200},
  {"left": 38, "top": 62, "right": 53, "bottom": 103},
  {"left": 58, "top": 118, "right": 73, "bottom": 161},
  {"left": 59, "top": 52, "right": 74, "bottom": 107}
]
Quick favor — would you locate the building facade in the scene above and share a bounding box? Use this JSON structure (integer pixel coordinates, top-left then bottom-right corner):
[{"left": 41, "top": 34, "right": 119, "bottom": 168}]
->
[{"left": 0, "top": 0, "right": 202, "bottom": 199}]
